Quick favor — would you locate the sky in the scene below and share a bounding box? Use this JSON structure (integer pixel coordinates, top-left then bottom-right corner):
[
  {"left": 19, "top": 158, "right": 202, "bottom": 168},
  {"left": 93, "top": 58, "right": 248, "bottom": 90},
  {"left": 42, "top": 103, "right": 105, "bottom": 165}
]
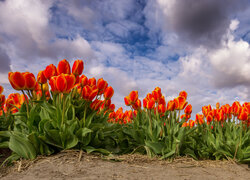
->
[{"left": 1, "top": 0, "right": 250, "bottom": 116}]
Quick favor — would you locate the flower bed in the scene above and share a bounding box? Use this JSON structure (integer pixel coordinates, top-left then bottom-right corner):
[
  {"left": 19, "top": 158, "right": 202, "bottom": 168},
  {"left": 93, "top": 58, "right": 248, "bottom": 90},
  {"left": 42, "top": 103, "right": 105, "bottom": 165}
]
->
[{"left": 0, "top": 59, "right": 249, "bottom": 164}]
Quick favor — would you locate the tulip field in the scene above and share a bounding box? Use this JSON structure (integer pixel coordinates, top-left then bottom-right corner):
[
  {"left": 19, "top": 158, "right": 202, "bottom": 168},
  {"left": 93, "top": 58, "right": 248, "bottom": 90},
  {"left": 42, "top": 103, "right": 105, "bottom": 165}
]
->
[{"left": 0, "top": 59, "right": 250, "bottom": 165}]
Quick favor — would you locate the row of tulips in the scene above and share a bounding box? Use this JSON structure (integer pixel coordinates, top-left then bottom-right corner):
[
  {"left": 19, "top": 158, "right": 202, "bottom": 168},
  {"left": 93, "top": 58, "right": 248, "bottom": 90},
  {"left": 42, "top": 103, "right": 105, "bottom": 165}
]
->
[{"left": 0, "top": 58, "right": 249, "bottom": 164}]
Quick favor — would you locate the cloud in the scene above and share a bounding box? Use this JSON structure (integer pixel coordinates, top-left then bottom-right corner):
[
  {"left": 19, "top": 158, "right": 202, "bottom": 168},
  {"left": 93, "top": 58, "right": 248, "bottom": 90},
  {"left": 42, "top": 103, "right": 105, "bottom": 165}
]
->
[
  {"left": 155, "top": 0, "right": 249, "bottom": 48},
  {"left": 0, "top": 0, "right": 94, "bottom": 64},
  {"left": 0, "top": 47, "right": 11, "bottom": 73}
]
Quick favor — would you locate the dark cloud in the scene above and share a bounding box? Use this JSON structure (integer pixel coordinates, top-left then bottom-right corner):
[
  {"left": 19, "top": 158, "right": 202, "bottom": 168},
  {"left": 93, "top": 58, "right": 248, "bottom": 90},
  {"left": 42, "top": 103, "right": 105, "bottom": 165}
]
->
[
  {"left": 169, "top": 0, "right": 249, "bottom": 48},
  {"left": 0, "top": 47, "right": 11, "bottom": 73}
]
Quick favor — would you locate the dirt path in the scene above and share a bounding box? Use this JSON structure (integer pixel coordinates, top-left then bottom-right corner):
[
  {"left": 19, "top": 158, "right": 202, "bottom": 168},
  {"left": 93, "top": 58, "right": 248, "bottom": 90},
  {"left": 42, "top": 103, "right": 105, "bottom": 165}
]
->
[{"left": 1, "top": 151, "right": 250, "bottom": 180}]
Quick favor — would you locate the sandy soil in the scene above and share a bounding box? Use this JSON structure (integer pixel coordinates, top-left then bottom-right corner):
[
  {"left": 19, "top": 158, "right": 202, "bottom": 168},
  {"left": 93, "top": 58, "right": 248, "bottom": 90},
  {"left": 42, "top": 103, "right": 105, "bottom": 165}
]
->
[{"left": 1, "top": 150, "right": 250, "bottom": 180}]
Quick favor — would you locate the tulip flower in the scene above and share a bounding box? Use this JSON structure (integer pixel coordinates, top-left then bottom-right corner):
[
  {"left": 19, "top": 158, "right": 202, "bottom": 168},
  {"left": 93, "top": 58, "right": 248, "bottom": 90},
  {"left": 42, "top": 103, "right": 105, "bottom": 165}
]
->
[
  {"left": 23, "top": 72, "right": 37, "bottom": 90},
  {"left": 0, "top": 85, "right": 3, "bottom": 94},
  {"left": 88, "top": 77, "right": 96, "bottom": 87},
  {"left": 8, "top": 72, "right": 26, "bottom": 90},
  {"left": 82, "top": 85, "right": 98, "bottom": 101},
  {"left": 44, "top": 64, "right": 57, "bottom": 80},
  {"left": 37, "top": 70, "right": 47, "bottom": 84},
  {"left": 57, "top": 59, "right": 71, "bottom": 75},
  {"left": 80, "top": 75, "right": 88, "bottom": 87},
  {"left": 179, "top": 91, "right": 187, "bottom": 99},
  {"left": 104, "top": 86, "right": 114, "bottom": 100},
  {"left": 152, "top": 87, "right": 162, "bottom": 102},
  {"left": 72, "top": 60, "right": 84, "bottom": 76},
  {"left": 132, "top": 99, "right": 141, "bottom": 110},
  {"left": 0, "top": 94, "right": 5, "bottom": 108},
  {"left": 238, "top": 110, "right": 248, "bottom": 121},
  {"left": 97, "top": 78, "right": 108, "bottom": 95},
  {"left": 167, "top": 100, "right": 175, "bottom": 111},
  {"left": 174, "top": 96, "right": 188, "bottom": 110},
  {"left": 184, "top": 104, "right": 192, "bottom": 115}
]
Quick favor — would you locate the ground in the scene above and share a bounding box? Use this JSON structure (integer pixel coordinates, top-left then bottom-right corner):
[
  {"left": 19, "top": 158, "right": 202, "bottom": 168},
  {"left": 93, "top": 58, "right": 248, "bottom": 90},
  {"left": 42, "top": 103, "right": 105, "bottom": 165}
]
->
[{"left": 0, "top": 150, "right": 250, "bottom": 180}]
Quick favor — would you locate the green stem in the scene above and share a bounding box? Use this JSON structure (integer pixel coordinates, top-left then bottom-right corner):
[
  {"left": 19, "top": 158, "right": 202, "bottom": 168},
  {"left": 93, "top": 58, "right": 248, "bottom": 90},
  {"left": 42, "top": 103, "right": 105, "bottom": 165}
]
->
[
  {"left": 21, "top": 90, "right": 29, "bottom": 118},
  {"left": 83, "top": 105, "right": 87, "bottom": 127},
  {"left": 61, "top": 93, "right": 65, "bottom": 128},
  {"left": 148, "top": 109, "right": 153, "bottom": 136}
]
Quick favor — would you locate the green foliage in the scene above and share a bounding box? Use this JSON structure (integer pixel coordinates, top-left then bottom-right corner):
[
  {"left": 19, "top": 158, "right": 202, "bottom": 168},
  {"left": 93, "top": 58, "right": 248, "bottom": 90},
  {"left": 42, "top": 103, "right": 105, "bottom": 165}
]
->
[{"left": 0, "top": 93, "right": 250, "bottom": 164}]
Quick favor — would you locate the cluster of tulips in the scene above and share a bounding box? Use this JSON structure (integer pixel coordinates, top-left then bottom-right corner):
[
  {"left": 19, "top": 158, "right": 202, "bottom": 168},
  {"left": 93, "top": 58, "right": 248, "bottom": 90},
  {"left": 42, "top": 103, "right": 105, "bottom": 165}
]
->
[
  {"left": 108, "top": 87, "right": 193, "bottom": 125},
  {"left": 0, "top": 58, "right": 250, "bottom": 164},
  {"left": 199, "top": 102, "right": 250, "bottom": 127},
  {"left": 2, "top": 59, "right": 116, "bottom": 117}
]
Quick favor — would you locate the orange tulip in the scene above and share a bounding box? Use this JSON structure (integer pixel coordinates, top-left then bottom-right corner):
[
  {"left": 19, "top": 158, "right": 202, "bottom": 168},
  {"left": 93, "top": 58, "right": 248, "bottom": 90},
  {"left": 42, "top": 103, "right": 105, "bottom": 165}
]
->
[
  {"left": 49, "top": 76, "right": 58, "bottom": 93},
  {"left": 146, "top": 98, "right": 155, "bottom": 109},
  {"left": 104, "top": 86, "right": 114, "bottom": 100},
  {"left": 184, "top": 104, "right": 192, "bottom": 114},
  {"left": 157, "top": 104, "right": 166, "bottom": 115},
  {"left": 216, "top": 102, "right": 220, "bottom": 109},
  {"left": 238, "top": 110, "right": 248, "bottom": 121},
  {"left": 72, "top": 60, "right": 84, "bottom": 76},
  {"left": 167, "top": 100, "right": 175, "bottom": 111},
  {"left": 64, "top": 74, "right": 76, "bottom": 93},
  {"left": 8, "top": 72, "right": 26, "bottom": 90},
  {"left": 0, "top": 85, "right": 3, "bottom": 94},
  {"left": 128, "top": 91, "right": 138, "bottom": 104},
  {"left": 152, "top": 87, "right": 162, "bottom": 102},
  {"left": 97, "top": 78, "right": 108, "bottom": 94},
  {"left": 109, "top": 104, "right": 115, "bottom": 111},
  {"left": 132, "top": 99, "right": 141, "bottom": 110},
  {"left": 82, "top": 85, "right": 98, "bottom": 101},
  {"left": 80, "top": 75, "right": 88, "bottom": 87},
  {"left": 124, "top": 96, "right": 130, "bottom": 106},
  {"left": 189, "top": 120, "right": 195, "bottom": 127},
  {"left": 179, "top": 91, "right": 187, "bottom": 99},
  {"left": 174, "top": 96, "right": 188, "bottom": 110},
  {"left": 195, "top": 114, "right": 204, "bottom": 124},
  {"left": 57, "top": 59, "right": 71, "bottom": 75},
  {"left": 23, "top": 72, "right": 37, "bottom": 90},
  {"left": 158, "top": 96, "right": 166, "bottom": 106},
  {"left": 44, "top": 64, "right": 57, "bottom": 80},
  {"left": 37, "top": 70, "right": 47, "bottom": 84},
  {"left": 0, "top": 94, "right": 5, "bottom": 108},
  {"left": 88, "top": 77, "right": 96, "bottom": 87},
  {"left": 206, "top": 114, "right": 213, "bottom": 123},
  {"left": 90, "top": 99, "right": 103, "bottom": 111}
]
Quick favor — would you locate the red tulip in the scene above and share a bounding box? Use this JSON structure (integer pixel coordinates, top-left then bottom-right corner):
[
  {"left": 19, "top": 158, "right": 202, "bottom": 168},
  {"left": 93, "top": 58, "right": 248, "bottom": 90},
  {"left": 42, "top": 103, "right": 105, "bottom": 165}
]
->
[
  {"left": 0, "top": 85, "right": 3, "bottom": 94},
  {"left": 174, "top": 96, "right": 188, "bottom": 110},
  {"left": 238, "top": 110, "right": 248, "bottom": 121},
  {"left": 104, "top": 86, "right": 114, "bottom": 100},
  {"left": 80, "top": 75, "right": 88, "bottom": 87},
  {"left": 44, "top": 64, "right": 57, "bottom": 80},
  {"left": 167, "top": 100, "right": 175, "bottom": 111},
  {"left": 0, "top": 94, "right": 5, "bottom": 108},
  {"left": 37, "top": 70, "right": 47, "bottom": 84},
  {"left": 23, "top": 72, "right": 36, "bottom": 90},
  {"left": 57, "top": 59, "right": 71, "bottom": 75},
  {"left": 97, "top": 78, "right": 108, "bottom": 94},
  {"left": 88, "top": 77, "right": 96, "bottom": 87},
  {"left": 72, "top": 60, "right": 84, "bottom": 76},
  {"left": 128, "top": 91, "right": 138, "bottom": 104},
  {"left": 184, "top": 104, "right": 192, "bottom": 115},
  {"left": 179, "top": 91, "right": 187, "bottom": 99},
  {"left": 8, "top": 72, "right": 26, "bottom": 90}
]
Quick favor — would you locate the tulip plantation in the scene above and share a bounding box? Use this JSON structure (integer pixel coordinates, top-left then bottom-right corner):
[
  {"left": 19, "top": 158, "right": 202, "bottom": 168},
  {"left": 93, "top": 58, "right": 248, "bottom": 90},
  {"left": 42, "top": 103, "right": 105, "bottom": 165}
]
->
[{"left": 0, "top": 59, "right": 250, "bottom": 165}]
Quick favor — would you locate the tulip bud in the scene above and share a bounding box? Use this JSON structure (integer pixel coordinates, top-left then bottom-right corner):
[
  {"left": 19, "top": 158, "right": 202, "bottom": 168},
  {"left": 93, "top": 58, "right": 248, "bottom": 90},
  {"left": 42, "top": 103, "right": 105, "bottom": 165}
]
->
[
  {"left": 23, "top": 72, "right": 37, "bottom": 90},
  {"left": 104, "top": 86, "right": 114, "bottom": 100},
  {"left": 57, "top": 59, "right": 71, "bottom": 75},
  {"left": 44, "top": 64, "right": 57, "bottom": 80},
  {"left": 0, "top": 85, "right": 3, "bottom": 94},
  {"left": 72, "top": 60, "right": 84, "bottom": 76},
  {"left": 8, "top": 72, "right": 26, "bottom": 90},
  {"left": 37, "top": 70, "right": 47, "bottom": 84}
]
